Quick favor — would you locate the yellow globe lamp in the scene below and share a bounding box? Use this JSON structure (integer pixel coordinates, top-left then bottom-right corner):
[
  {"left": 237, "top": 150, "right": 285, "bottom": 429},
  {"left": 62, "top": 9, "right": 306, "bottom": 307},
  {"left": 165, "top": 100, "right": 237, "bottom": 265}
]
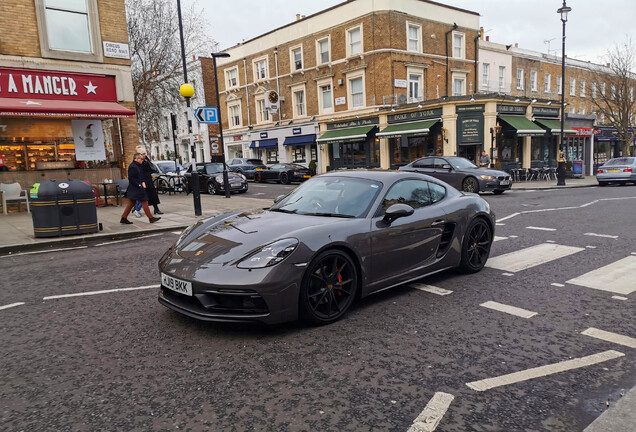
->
[{"left": 179, "top": 83, "right": 195, "bottom": 98}]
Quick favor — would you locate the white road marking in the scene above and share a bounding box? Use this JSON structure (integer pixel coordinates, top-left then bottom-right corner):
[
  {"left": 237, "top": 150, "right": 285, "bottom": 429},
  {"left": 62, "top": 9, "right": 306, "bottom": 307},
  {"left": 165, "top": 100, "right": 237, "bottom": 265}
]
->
[
  {"left": 410, "top": 283, "right": 453, "bottom": 296},
  {"left": 526, "top": 226, "right": 557, "bottom": 231},
  {"left": 580, "top": 200, "right": 599, "bottom": 208},
  {"left": 0, "top": 302, "right": 25, "bottom": 311},
  {"left": 480, "top": 301, "right": 538, "bottom": 318},
  {"left": 546, "top": 240, "right": 556, "bottom": 243},
  {"left": 466, "top": 350, "right": 625, "bottom": 392},
  {"left": 496, "top": 223, "right": 505, "bottom": 226},
  {"left": 612, "top": 296, "right": 628, "bottom": 301},
  {"left": 43, "top": 284, "right": 159, "bottom": 300},
  {"left": 407, "top": 392, "right": 454, "bottom": 432},
  {"left": 586, "top": 246, "right": 597, "bottom": 249},
  {"left": 581, "top": 328, "right": 636, "bottom": 349},
  {"left": 502, "top": 273, "right": 515, "bottom": 276},
  {"left": 551, "top": 283, "right": 565, "bottom": 287},
  {"left": 632, "top": 252, "right": 636, "bottom": 256},
  {"left": 497, "top": 212, "right": 519, "bottom": 222},
  {"left": 584, "top": 233, "right": 618, "bottom": 239},
  {"left": 494, "top": 236, "right": 508, "bottom": 242},
  {"left": 171, "top": 231, "right": 182, "bottom": 235},
  {"left": 567, "top": 256, "right": 636, "bottom": 295},
  {"left": 95, "top": 233, "right": 162, "bottom": 246},
  {"left": 509, "top": 235, "right": 519, "bottom": 238},
  {"left": 486, "top": 243, "right": 584, "bottom": 273},
  {"left": 0, "top": 246, "right": 87, "bottom": 258}
]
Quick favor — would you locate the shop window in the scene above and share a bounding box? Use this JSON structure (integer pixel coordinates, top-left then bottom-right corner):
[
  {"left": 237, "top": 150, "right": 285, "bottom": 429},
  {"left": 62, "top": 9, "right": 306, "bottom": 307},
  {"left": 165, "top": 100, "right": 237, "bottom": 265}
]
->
[
  {"left": 293, "top": 146, "right": 306, "bottom": 162},
  {"left": 266, "top": 149, "right": 278, "bottom": 163}
]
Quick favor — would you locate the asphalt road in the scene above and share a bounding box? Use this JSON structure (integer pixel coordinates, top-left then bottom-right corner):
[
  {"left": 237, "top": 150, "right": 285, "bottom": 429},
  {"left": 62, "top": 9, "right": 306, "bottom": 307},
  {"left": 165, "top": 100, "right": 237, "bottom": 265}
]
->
[{"left": 1, "top": 184, "right": 634, "bottom": 431}]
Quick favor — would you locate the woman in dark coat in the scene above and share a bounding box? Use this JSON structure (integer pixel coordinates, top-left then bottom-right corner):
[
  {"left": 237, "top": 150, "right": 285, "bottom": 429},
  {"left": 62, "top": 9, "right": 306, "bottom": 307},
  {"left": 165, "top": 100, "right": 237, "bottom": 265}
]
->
[
  {"left": 120, "top": 153, "right": 161, "bottom": 224},
  {"left": 136, "top": 145, "right": 163, "bottom": 214}
]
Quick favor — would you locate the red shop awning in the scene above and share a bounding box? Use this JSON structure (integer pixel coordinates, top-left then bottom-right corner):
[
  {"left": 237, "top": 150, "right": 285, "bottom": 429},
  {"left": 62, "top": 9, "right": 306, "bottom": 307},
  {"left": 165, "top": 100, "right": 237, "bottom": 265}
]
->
[{"left": 0, "top": 97, "right": 135, "bottom": 118}]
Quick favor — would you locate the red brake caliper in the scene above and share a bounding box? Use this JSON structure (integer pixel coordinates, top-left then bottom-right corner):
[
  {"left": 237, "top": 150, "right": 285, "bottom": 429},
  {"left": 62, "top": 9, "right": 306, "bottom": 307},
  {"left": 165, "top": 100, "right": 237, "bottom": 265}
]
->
[{"left": 336, "top": 266, "right": 342, "bottom": 296}]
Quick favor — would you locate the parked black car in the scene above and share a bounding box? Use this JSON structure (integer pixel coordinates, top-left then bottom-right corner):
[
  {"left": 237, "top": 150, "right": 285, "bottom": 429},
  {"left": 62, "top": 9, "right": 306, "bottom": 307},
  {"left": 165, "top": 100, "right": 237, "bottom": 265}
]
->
[
  {"left": 184, "top": 162, "right": 248, "bottom": 195},
  {"left": 227, "top": 158, "right": 267, "bottom": 179},
  {"left": 400, "top": 156, "right": 512, "bottom": 194},
  {"left": 255, "top": 163, "right": 313, "bottom": 184}
]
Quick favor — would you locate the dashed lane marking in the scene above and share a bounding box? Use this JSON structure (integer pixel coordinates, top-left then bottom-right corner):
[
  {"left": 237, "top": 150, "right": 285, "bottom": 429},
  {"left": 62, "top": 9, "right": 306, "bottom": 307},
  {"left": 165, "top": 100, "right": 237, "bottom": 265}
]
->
[
  {"left": 95, "top": 233, "right": 162, "bottom": 246},
  {"left": 581, "top": 328, "right": 636, "bottom": 349},
  {"left": 526, "top": 226, "right": 557, "bottom": 231},
  {"left": 407, "top": 392, "right": 455, "bottom": 432},
  {"left": 486, "top": 243, "right": 584, "bottom": 273},
  {"left": 466, "top": 350, "right": 625, "bottom": 392},
  {"left": 410, "top": 283, "right": 453, "bottom": 296},
  {"left": 509, "top": 235, "right": 518, "bottom": 238},
  {"left": 586, "top": 246, "right": 597, "bottom": 249},
  {"left": 497, "top": 212, "right": 519, "bottom": 222},
  {"left": 0, "top": 302, "right": 25, "bottom": 311},
  {"left": 584, "top": 233, "right": 618, "bottom": 239},
  {"left": 43, "top": 284, "right": 159, "bottom": 300},
  {"left": 546, "top": 240, "right": 556, "bottom": 243},
  {"left": 494, "top": 236, "right": 508, "bottom": 242},
  {"left": 0, "top": 246, "right": 87, "bottom": 258},
  {"left": 171, "top": 231, "right": 182, "bottom": 235},
  {"left": 480, "top": 301, "right": 538, "bottom": 318},
  {"left": 551, "top": 283, "right": 565, "bottom": 287},
  {"left": 612, "top": 296, "right": 628, "bottom": 301},
  {"left": 567, "top": 256, "right": 636, "bottom": 295},
  {"left": 496, "top": 223, "right": 505, "bottom": 226},
  {"left": 502, "top": 273, "right": 515, "bottom": 276}
]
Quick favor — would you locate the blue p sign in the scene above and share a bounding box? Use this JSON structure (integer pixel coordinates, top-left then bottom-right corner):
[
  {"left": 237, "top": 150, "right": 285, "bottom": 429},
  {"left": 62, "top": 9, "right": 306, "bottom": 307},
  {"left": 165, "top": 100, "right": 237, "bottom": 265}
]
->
[{"left": 195, "top": 107, "right": 219, "bottom": 124}]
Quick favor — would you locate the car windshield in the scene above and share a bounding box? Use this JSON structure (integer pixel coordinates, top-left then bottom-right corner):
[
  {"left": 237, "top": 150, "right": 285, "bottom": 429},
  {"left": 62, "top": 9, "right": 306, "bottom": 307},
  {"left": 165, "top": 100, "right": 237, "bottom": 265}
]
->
[
  {"left": 156, "top": 162, "right": 181, "bottom": 173},
  {"left": 288, "top": 164, "right": 308, "bottom": 169},
  {"left": 605, "top": 157, "right": 635, "bottom": 166},
  {"left": 448, "top": 157, "right": 478, "bottom": 169},
  {"left": 271, "top": 176, "right": 382, "bottom": 218},
  {"left": 246, "top": 159, "right": 264, "bottom": 165},
  {"left": 203, "top": 163, "right": 224, "bottom": 174}
]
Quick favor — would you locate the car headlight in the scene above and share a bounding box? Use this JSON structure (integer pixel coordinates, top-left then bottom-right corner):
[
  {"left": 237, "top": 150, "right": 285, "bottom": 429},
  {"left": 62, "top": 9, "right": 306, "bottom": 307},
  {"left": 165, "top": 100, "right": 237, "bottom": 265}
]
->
[
  {"left": 480, "top": 175, "right": 495, "bottom": 180},
  {"left": 215, "top": 175, "right": 224, "bottom": 183},
  {"left": 237, "top": 238, "right": 299, "bottom": 269},
  {"left": 238, "top": 173, "right": 246, "bottom": 180}
]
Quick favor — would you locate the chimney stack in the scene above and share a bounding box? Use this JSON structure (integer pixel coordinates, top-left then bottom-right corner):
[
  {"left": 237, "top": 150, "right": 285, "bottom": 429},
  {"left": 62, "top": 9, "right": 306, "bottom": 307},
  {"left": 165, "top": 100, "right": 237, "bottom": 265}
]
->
[
  {"left": 515, "top": 43, "right": 518, "bottom": 48},
  {"left": 480, "top": 27, "right": 484, "bottom": 40}
]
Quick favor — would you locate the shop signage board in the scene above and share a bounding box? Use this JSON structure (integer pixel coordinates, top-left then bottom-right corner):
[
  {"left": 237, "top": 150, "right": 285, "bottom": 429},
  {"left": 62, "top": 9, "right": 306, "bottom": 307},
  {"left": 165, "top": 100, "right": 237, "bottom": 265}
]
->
[
  {"left": 497, "top": 104, "right": 526, "bottom": 114},
  {"left": 456, "top": 105, "right": 484, "bottom": 145},
  {"left": 532, "top": 107, "right": 559, "bottom": 117},
  {"left": 72, "top": 120, "right": 106, "bottom": 161},
  {"left": 327, "top": 117, "right": 379, "bottom": 130},
  {"left": 388, "top": 108, "right": 442, "bottom": 123}
]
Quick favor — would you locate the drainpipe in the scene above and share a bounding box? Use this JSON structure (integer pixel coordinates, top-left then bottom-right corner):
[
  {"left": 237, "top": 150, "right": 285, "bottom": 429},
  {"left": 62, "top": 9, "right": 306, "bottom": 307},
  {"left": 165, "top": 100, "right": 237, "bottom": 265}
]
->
[
  {"left": 444, "top": 23, "right": 458, "bottom": 98},
  {"left": 274, "top": 47, "right": 280, "bottom": 123},
  {"left": 474, "top": 32, "right": 480, "bottom": 94}
]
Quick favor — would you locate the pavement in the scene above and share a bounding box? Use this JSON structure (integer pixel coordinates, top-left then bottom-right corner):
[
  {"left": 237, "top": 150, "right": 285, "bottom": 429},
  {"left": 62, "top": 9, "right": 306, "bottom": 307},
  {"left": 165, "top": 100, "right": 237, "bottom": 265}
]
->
[{"left": 2, "top": 174, "right": 634, "bottom": 431}]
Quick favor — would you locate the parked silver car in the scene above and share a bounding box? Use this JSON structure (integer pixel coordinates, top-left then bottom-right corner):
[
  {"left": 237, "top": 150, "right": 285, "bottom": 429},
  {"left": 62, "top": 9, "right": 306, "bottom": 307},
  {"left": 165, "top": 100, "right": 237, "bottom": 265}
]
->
[{"left": 596, "top": 157, "right": 636, "bottom": 186}]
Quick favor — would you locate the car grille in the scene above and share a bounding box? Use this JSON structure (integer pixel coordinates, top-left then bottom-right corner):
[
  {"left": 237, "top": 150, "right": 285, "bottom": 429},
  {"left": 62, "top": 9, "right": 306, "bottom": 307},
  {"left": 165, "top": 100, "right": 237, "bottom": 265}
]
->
[
  {"left": 497, "top": 176, "right": 511, "bottom": 181},
  {"left": 161, "top": 287, "right": 269, "bottom": 317}
]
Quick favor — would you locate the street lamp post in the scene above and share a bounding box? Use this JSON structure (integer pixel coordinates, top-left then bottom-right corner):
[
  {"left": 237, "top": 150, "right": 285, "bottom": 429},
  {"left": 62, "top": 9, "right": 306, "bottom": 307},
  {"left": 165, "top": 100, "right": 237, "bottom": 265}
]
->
[
  {"left": 176, "top": 0, "right": 201, "bottom": 215},
  {"left": 489, "top": 125, "right": 500, "bottom": 169},
  {"left": 211, "top": 52, "right": 231, "bottom": 198},
  {"left": 556, "top": 0, "right": 571, "bottom": 186}
]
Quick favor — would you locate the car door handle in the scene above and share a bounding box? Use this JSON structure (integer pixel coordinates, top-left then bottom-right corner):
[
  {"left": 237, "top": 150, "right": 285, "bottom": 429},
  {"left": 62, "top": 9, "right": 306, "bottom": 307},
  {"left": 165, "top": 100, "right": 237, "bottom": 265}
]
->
[{"left": 431, "top": 219, "right": 446, "bottom": 226}]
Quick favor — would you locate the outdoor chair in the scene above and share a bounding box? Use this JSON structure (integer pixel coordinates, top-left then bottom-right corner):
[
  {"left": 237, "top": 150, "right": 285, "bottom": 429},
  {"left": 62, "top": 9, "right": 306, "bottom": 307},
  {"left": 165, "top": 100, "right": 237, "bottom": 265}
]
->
[
  {"left": 0, "top": 182, "right": 30, "bottom": 215},
  {"left": 115, "top": 179, "right": 129, "bottom": 205}
]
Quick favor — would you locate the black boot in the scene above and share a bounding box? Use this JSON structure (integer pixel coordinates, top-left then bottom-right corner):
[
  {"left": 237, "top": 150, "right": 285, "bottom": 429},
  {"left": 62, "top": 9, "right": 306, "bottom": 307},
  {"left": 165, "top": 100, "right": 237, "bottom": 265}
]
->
[
  {"left": 120, "top": 217, "right": 133, "bottom": 224},
  {"left": 154, "top": 206, "right": 164, "bottom": 215}
]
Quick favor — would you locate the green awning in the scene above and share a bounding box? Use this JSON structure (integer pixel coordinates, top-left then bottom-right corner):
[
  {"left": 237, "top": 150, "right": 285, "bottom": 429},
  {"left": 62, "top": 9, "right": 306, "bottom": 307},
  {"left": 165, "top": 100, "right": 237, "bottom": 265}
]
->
[
  {"left": 534, "top": 118, "right": 576, "bottom": 135},
  {"left": 376, "top": 119, "right": 440, "bottom": 139},
  {"left": 498, "top": 115, "right": 546, "bottom": 136},
  {"left": 316, "top": 126, "right": 375, "bottom": 143}
]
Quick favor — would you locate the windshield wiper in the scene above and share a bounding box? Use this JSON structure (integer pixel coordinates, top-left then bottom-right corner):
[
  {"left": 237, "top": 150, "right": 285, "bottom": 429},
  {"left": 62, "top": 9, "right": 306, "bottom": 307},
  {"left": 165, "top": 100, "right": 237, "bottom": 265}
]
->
[
  {"left": 304, "top": 212, "right": 355, "bottom": 218},
  {"left": 271, "top": 208, "right": 298, "bottom": 214}
]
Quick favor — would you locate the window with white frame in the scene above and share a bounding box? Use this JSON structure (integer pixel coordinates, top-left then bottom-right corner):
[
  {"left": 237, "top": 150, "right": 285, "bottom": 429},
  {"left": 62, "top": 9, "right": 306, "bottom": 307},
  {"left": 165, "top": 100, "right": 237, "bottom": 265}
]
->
[
  {"left": 498, "top": 66, "right": 505, "bottom": 89},
  {"left": 253, "top": 57, "right": 268, "bottom": 81},
  {"left": 580, "top": 80, "right": 586, "bottom": 97},
  {"left": 591, "top": 82, "right": 597, "bottom": 98},
  {"left": 600, "top": 112, "right": 605, "bottom": 124},
  {"left": 347, "top": 26, "right": 362, "bottom": 56},
  {"left": 292, "top": 85, "right": 306, "bottom": 118},
  {"left": 225, "top": 67, "right": 239, "bottom": 89},
  {"left": 481, "top": 63, "right": 490, "bottom": 88},
  {"left": 227, "top": 102, "right": 242, "bottom": 128},
  {"left": 317, "top": 37, "right": 330, "bottom": 65},
  {"left": 557, "top": 76, "right": 562, "bottom": 95},
  {"left": 578, "top": 108, "right": 585, "bottom": 115},
  {"left": 318, "top": 80, "right": 333, "bottom": 114},
  {"left": 544, "top": 73, "right": 551, "bottom": 93},
  {"left": 569, "top": 77, "right": 576, "bottom": 96},
  {"left": 530, "top": 70, "right": 537, "bottom": 92},
  {"left": 348, "top": 73, "right": 365, "bottom": 109},
  {"left": 452, "top": 72, "right": 466, "bottom": 96},
  {"left": 408, "top": 68, "right": 423, "bottom": 102},
  {"left": 407, "top": 22, "right": 421, "bottom": 52},
  {"left": 290, "top": 46, "right": 303, "bottom": 72},
  {"left": 35, "top": 0, "right": 102, "bottom": 62},
  {"left": 611, "top": 84, "right": 616, "bottom": 100},
  {"left": 600, "top": 82, "right": 606, "bottom": 97},
  {"left": 516, "top": 68, "right": 524, "bottom": 90},
  {"left": 452, "top": 31, "right": 465, "bottom": 59},
  {"left": 256, "top": 97, "right": 269, "bottom": 124}
]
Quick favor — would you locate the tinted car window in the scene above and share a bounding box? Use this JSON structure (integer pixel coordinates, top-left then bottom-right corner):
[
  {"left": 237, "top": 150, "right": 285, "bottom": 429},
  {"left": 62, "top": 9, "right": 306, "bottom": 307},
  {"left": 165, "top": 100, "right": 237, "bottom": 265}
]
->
[
  {"left": 247, "top": 159, "right": 264, "bottom": 165},
  {"left": 413, "top": 158, "right": 433, "bottom": 169},
  {"left": 433, "top": 158, "right": 448, "bottom": 169},
  {"left": 428, "top": 182, "right": 446, "bottom": 203},
  {"left": 204, "top": 163, "right": 224, "bottom": 174},
  {"left": 381, "top": 179, "right": 432, "bottom": 212}
]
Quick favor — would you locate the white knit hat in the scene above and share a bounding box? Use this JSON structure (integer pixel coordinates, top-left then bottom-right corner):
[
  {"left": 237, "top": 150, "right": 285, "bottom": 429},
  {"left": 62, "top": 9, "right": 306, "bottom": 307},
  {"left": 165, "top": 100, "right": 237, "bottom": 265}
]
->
[{"left": 135, "top": 145, "right": 147, "bottom": 154}]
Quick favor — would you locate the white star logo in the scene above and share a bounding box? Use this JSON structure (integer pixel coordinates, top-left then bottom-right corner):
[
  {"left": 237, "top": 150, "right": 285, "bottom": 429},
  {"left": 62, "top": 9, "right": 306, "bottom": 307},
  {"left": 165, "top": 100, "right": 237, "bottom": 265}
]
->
[
  {"left": 21, "top": 100, "right": 42, "bottom": 105},
  {"left": 84, "top": 81, "right": 98, "bottom": 94}
]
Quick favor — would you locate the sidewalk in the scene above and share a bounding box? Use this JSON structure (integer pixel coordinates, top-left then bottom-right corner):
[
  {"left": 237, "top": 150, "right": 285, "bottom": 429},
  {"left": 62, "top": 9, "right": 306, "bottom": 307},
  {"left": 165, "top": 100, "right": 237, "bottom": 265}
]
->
[{"left": 0, "top": 176, "right": 598, "bottom": 254}]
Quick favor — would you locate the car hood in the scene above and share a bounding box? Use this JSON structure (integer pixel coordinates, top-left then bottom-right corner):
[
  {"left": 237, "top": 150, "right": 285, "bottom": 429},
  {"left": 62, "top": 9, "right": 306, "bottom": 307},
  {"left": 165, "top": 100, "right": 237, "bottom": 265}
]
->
[
  {"left": 462, "top": 167, "right": 509, "bottom": 177},
  {"left": 174, "top": 209, "right": 342, "bottom": 265}
]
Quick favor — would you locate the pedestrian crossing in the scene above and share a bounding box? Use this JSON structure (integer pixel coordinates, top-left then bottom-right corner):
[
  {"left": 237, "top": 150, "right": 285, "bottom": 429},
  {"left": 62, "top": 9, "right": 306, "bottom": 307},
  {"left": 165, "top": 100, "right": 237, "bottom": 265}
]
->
[{"left": 485, "top": 243, "right": 585, "bottom": 273}]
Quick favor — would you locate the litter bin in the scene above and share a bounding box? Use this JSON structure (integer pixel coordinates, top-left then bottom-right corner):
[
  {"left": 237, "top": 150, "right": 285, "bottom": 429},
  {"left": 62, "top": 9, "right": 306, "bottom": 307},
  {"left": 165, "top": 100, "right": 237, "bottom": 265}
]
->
[{"left": 30, "top": 179, "right": 98, "bottom": 238}]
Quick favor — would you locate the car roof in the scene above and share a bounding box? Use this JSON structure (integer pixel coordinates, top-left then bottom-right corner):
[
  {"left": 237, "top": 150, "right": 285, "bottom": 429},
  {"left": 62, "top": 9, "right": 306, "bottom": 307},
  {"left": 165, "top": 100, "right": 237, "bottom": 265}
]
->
[{"left": 321, "top": 169, "right": 430, "bottom": 182}]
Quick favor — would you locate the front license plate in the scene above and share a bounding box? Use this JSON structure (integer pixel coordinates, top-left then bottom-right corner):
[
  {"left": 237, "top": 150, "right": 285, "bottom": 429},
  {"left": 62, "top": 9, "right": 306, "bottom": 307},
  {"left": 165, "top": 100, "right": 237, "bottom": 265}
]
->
[
  {"left": 303, "top": 175, "right": 311, "bottom": 178},
  {"left": 500, "top": 180, "right": 510, "bottom": 185},
  {"left": 608, "top": 169, "right": 620, "bottom": 172},
  {"left": 255, "top": 168, "right": 263, "bottom": 170},
  {"left": 161, "top": 273, "right": 192, "bottom": 296}
]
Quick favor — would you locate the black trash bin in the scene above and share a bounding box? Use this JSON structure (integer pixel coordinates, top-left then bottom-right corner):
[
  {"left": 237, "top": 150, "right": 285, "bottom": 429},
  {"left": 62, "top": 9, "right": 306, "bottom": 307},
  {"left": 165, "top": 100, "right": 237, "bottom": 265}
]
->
[{"left": 30, "top": 179, "right": 98, "bottom": 238}]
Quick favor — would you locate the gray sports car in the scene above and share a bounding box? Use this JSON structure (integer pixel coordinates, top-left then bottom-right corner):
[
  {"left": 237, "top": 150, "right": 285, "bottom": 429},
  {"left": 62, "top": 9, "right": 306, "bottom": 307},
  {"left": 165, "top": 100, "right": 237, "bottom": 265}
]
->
[
  {"left": 399, "top": 156, "right": 512, "bottom": 194},
  {"left": 158, "top": 171, "right": 495, "bottom": 325}
]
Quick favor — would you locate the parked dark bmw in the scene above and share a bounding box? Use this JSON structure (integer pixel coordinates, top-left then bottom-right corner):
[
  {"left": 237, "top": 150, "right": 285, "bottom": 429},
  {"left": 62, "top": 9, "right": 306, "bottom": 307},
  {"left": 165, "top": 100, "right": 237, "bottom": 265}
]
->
[
  {"left": 400, "top": 156, "right": 512, "bottom": 194},
  {"left": 184, "top": 162, "right": 248, "bottom": 195},
  {"left": 158, "top": 170, "right": 495, "bottom": 325},
  {"left": 227, "top": 158, "right": 267, "bottom": 180},
  {"left": 255, "top": 163, "right": 313, "bottom": 184}
]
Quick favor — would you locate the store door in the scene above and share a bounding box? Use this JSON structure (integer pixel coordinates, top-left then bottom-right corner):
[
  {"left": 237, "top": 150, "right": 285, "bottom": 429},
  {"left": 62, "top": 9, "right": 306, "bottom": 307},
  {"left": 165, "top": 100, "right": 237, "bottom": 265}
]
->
[{"left": 458, "top": 145, "right": 478, "bottom": 163}]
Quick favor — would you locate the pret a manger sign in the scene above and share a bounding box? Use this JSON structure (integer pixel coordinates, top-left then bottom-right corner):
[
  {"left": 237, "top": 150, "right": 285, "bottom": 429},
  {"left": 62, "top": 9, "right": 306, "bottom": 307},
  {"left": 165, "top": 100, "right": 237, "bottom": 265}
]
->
[{"left": 0, "top": 67, "right": 118, "bottom": 102}]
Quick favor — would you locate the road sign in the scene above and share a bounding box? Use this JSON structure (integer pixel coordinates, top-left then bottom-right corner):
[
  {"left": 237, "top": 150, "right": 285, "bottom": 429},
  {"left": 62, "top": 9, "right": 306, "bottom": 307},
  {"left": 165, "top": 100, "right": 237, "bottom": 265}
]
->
[{"left": 194, "top": 106, "right": 219, "bottom": 124}]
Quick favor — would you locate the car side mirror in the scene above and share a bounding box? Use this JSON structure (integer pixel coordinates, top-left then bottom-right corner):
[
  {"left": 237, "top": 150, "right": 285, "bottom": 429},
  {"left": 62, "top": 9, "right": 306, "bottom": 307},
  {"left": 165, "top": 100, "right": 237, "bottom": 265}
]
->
[
  {"left": 442, "top": 164, "right": 452, "bottom": 170},
  {"left": 274, "top": 194, "right": 286, "bottom": 204},
  {"left": 383, "top": 203, "right": 414, "bottom": 224}
]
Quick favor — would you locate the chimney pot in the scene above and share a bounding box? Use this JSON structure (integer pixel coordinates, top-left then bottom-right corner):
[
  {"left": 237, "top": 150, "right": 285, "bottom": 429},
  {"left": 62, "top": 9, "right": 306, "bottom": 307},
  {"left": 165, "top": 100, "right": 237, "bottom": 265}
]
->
[
  {"left": 515, "top": 43, "right": 518, "bottom": 48},
  {"left": 296, "top": 14, "right": 300, "bottom": 21},
  {"left": 301, "top": 15, "right": 306, "bottom": 19},
  {"left": 486, "top": 36, "right": 490, "bottom": 42}
]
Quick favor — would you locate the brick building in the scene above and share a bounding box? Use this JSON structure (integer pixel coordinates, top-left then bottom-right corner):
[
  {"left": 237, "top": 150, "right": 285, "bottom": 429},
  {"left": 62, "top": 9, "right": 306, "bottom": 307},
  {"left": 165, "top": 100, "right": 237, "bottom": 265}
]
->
[{"left": 0, "top": 0, "right": 139, "bottom": 186}]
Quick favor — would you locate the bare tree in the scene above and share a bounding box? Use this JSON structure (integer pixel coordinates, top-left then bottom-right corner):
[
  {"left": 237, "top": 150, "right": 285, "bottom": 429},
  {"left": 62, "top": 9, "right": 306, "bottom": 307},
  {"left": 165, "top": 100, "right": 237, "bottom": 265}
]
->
[
  {"left": 125, "top": 0, "right": 216, "bottom": 145},
  {"left": 590, "top": 36, "right": 636, "bottom": 157}
]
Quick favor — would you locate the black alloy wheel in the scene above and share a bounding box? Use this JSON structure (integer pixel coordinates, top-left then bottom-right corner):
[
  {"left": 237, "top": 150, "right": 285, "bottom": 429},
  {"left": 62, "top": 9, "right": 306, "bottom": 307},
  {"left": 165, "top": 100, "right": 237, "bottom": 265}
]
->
[
  {"left": 462, "top": 177, "right": 480, "bottom": 193},
  {"left": 207, "top": 181, "right": 218, "bottom": 195},
  {"left": 458, "top": 218, "right": 492, "bottom": 273},
  {"left": 280, "top": 172, "right": 290, "bottom": 185},
  {"left": 299, "top": 250, "right": 357, "bottom": 325}
]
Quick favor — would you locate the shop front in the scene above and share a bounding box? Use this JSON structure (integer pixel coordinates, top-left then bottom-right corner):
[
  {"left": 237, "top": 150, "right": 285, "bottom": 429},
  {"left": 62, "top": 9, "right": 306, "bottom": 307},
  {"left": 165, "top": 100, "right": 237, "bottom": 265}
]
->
[
  {"left": 282, "top": 130, "right": 317, "bottom": 165},
  {"left": 531, "top": 106, "right": 575, "bottom": 168},
  {"left": 456, "top": 105, "right": 485, "bottom": 163},
  {"left": 592, "top": 126, "right": 636, "bottom": 170},
  {"left": 0, "top": 67, "right": 135, "bottom": 185},
  {"left": 250, "top": 134, "right": 278, "bottom": 163},
  {"left": 316, "top": 118, "right": 380, "bottom": 170},
  {"left": 496, "top": 105, "right": 545, "bottom": 170},
  {"left": 376, "top": 109, "right": 443, "bottom": 169},
  {"left": 244, "top": 123, "right": 319, "bottom": 167}
]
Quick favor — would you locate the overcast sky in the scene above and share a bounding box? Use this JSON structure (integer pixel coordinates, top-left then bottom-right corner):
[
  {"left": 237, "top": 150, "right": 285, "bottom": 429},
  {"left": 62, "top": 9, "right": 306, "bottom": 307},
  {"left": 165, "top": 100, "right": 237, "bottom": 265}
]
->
[{"left": 194, "top": 0, "right": 634, "bottom": 64}]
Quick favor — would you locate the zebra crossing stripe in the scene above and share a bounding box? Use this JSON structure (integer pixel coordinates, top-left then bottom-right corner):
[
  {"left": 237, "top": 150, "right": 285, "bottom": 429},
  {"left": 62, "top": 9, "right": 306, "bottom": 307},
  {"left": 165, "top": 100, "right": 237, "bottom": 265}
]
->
[
  {"left": 480, "top": 301, "right": 537, "bottom": 318},
  {"left": 407, "top": 392, "right": 454, "bottom": 432},
  {"left": 581, "top": 328, "right": 636, "bottom": 349},
  {"left": 486, "top": 243, "right": 584, "bottom": 273},
  {"left": 567, "top": 256, "right": 636, "bottom": 295},
  {"left": 410, "top": 283, "right": 453, "bottom": 296}
]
